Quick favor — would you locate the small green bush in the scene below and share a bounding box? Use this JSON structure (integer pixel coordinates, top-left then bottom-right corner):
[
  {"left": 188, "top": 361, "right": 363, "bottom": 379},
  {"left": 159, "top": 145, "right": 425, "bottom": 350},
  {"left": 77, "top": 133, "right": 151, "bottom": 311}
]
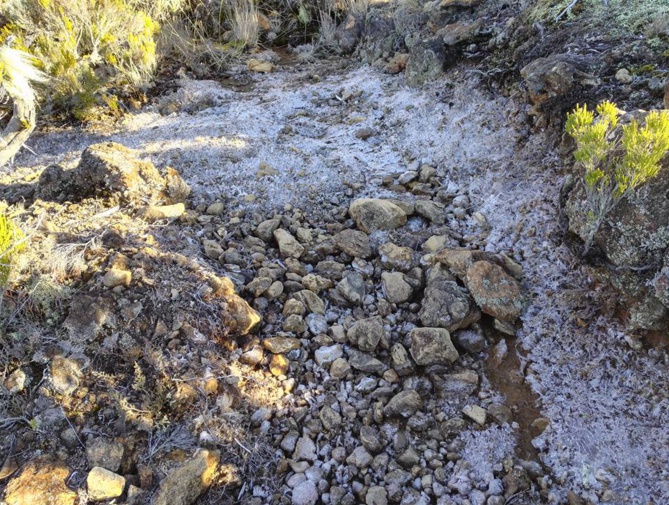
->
[
  {"left": 566, "top": 101, "right": 669, "bottom": 253},
  {"left": 0, "top": 214, "right": 25, "bottom": 288}
]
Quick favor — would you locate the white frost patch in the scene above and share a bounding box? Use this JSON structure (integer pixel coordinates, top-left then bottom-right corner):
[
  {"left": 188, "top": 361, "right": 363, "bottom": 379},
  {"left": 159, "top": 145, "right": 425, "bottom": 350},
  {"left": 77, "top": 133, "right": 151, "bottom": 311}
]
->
[{"left": 459, "top": 425, "right": 516, "bottom": 481}]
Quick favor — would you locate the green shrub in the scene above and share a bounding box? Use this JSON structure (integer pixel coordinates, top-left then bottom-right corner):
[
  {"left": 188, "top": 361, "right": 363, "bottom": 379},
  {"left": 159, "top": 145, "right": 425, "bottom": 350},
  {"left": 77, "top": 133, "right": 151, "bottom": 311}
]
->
[
  {"left": 566, "top": 101, "right": 669, "bottom": 253},
  {"left": 1, "top": 0, "right": 160, "bottom": 120},
  {"left": 0, "top": 214, "right": 25, "bottom": 288}
]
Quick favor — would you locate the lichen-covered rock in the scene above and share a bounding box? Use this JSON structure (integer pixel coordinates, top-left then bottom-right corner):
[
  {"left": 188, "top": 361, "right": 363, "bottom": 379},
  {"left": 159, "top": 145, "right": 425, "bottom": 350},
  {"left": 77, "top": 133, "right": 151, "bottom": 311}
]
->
[
  {"left": 520, "top": 54, "right": 596, "bottom": 106},
  {"left": 405, "top": 39, "right": 447, "bottom": 86},
  {"left": 466, "top": 261, "right": 523, "bottom": 322}
]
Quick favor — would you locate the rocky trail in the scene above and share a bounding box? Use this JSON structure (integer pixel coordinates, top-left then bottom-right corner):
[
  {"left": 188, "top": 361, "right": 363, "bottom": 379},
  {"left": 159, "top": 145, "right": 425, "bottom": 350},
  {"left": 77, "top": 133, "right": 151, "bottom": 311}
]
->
[{"left": 0, "top": 57, "right": 668, "bottom": 505}]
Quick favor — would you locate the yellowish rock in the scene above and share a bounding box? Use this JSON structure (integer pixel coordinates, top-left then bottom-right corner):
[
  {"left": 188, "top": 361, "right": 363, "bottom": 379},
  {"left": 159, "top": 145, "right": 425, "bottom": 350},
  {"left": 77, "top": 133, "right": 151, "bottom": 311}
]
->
[
  {"left": 138, "top": 203, "right": 185, "bottom": 222},
  {"left": 102, "top": 268, "right": 131, "bottom": 288},
  {"left": 247, "top": 59, "right": 274, "bottom": 73},
  {"left": 87, "top": 466, "right": 126, "bottom": 501},
  {"left": 270, "top": 354, "right": 290, "bottom": 376}
]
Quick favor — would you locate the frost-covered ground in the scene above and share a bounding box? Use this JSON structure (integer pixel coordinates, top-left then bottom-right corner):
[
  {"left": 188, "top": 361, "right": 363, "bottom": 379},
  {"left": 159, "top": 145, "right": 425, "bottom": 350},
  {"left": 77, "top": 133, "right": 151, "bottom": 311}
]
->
[{"left": 13, "top": 62, "right": 669, "bottom": 503}]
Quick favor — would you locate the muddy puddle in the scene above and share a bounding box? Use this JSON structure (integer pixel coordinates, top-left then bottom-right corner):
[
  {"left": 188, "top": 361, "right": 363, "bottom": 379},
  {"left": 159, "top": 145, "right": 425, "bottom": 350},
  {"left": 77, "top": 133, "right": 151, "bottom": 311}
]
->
[{"left": 484, "top": 332, "right": 544, "bottom": 463}]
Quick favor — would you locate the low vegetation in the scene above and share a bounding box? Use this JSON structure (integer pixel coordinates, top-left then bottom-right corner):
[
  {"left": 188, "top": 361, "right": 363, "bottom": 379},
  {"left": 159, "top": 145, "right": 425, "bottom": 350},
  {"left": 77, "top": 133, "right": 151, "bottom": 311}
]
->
[{"left": 566, "top": 101, "right": 669, "bottom": 253}]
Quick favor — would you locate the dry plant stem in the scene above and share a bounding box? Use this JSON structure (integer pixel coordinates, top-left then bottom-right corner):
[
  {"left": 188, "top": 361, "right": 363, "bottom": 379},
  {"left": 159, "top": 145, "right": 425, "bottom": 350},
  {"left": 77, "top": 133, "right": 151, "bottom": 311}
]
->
[{"left": 0, "top": 92, "right": 36, "bottom": 167}]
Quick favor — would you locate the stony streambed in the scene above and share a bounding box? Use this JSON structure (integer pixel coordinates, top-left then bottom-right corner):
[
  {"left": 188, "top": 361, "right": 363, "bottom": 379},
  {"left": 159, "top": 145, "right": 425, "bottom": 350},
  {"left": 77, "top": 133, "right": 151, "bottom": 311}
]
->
[{"left": 3, "top": 60, "right": 668, "bottom": 505}]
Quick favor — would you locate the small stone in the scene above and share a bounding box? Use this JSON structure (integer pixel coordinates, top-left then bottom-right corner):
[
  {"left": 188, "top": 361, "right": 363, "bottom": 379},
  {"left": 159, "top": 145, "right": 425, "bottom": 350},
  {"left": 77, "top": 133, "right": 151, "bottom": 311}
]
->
[
  {"left": 384, "top": 390, "right": 422, "bottom": 418},
  {"left": 138, "top": 203, "right": 185, "bottom": 222},
  {"left": 378, "top": 243, "right": 414, "bottom": 271},
  {"left": 355, "top": 128, "right": 376, "bottom": 140},
  {"left": 347, "top": 316, "right": 385, "bottom": 352},
  {"left": 206, "top": 202, "right": 225, "bottom": 215},
  {"left": 315, "top": 344, "right": 344, "bottom": 367},
  {"left": 4, "top": 369, "right": 27, "bottom": 393},
  {"left": 336, "top": 272, "right": 366, "bottom": 305},
  {"left": 3, "top": 457, "right": 77, "bottom": 505},
  {"left": 292, "top": 480, "right": 318, "bottom": 505},
  {"left": 240, "top": 346, "right": 264, "bottom": 366},
  {"left": 360, "top": 426, "right": 383, "bottom": 454},
  {"left": 494, "top": 318, "right": 516, "bottom": 336},
  {"left": 390, "top": 343, "right": 414, "bottom": 376},
  {"left": 86, "top": 438, "right": 124, "bottom": 472},
  {"left": 263, "top": 337, "right": 301, "bottom": 354},
  {"left": 334, "top": 229, "right": 372, "bottom": 258},
  {"left": 87, "top": 467, "right": 126, "bottom": 501},
  {"left": 488, "top": 404, "right": 513, "bottom": 425},
  {"left": 466, "top": 261, "right": 523, "bottom": 322},
  {"left": 257, "top": 218, "right": 281, "bottom": 242},
  {"left": 423, "top": 235, "right": 448, "bottom": 253},
  {"left": 415, "top": 200, "right": 446, "bottom": 224},
  {"left": 306, "top": 313, "right": 328, "bottom": 335},
  {"left": 452, "top": 329, "right": 486, "bottom": 353},
  {"left": 366, "top": 486, "right": 388, "bottom": 505},
  {"left": 381, "top": 272, "right": 413, "bottom": 303},
  {"left": 615, "top": 68, "right": 633, "bottom": 84},
  {"left": 265, "top": 280, "right": 284, "bottom": 299},
  {"left": 409, "top": 327, "right": 459, "bottom": 366},
  {"left": 347, "top": 349, "right": 385, "bottom": 374},
  {"left": 269, "top": 354, "right": 289, "bottom": 376},
  {"left": 50, "top": 357, "right": 82, "bottom": 395},
  {"left": 293, "top": 436, "right": 317, "bottom": 462},
  {"left": 462, "top": 405, "right": 487, "bottom": 425},
  {"left": 319, "top": 405, "right": 342, "bottom": 431},
  {"left": 274, "top": 229, "right": 305, "bottom": 258},
  {"left": 102, "top": 268, "right": 131, "bottom": 288},
  {"left": 346, "top": 446, "right": 373, "bottom": 468},
  {"left": 203, "top": 240, "right": 224, "bottom": 260},
  {"left": 330, "top": 357, "right": 351, "bottom": 379},
  {"left": 284, "top": 314, "right": 307, "bottom": 333},
  {"left": 247, "top": 59, "right": 274, "bottom": 73},
  {"left": 302, "top": 274, "right": 333, "bottom": 293}
]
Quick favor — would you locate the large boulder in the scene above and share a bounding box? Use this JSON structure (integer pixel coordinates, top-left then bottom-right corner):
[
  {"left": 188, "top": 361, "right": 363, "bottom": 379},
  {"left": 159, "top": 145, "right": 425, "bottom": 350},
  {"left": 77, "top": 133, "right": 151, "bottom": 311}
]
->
[{"left": 520, "top": 54, "right": 596, "bottom": 106}]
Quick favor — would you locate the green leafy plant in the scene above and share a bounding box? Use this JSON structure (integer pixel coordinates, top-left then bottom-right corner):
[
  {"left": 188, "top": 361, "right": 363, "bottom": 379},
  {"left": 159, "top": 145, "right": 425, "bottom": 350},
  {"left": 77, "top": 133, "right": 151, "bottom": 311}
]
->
[
  {"left": 0, "top": 213, "right": 25, "bottom": 289},
  {"left": 566, "top": 100, "right": 669, "bottom": 254}
]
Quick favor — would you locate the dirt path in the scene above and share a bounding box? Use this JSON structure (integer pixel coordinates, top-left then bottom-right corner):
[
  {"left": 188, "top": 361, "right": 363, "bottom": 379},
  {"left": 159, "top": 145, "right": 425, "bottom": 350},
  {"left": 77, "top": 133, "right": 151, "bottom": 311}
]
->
[{"left": 6, "top": 61, "right": 669, "bottom": 504}]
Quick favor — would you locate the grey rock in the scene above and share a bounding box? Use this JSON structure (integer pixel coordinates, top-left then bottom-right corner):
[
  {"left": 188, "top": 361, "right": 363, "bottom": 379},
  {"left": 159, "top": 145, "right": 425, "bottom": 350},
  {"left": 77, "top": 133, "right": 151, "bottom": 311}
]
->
[
  {"left": 409, "top": 327, "right": 459, "bottom": 366},
  {"left": 319, "top": 405, "right": 342, "bottom": 431},
  {"left": 257, "top": 218, "right": 281, "bottom": 242},
  {"left": 281, "top": 431, "right": 300, "bottom": 453},
  {"left": 382, "top": 272, "right": 413, "bottom": 304},
  {"left": 284, "top": 314, "right": 307, "bottom": 333},
  {"left": 347, "top": 316, "right": 385, "bottom": 352},
  {"left": 306, "top": 313, "right": 328, "bottom": 335},
  {"left": 366, "top": 486, "right": 388, "bottom": 505},
  {"left": 315, "top": 344, "right": 344, "bottom": 367},
  {"left": 390, "top": 343, "right": 414, "bottom": 376},
  {"left": 86, "top": 438, "right": 124, "bottom": 472},
  {"left": 349, "top": 199, "right": 407, "bottom": 233},
  {"left": 405, "top": 39, "right": 447, "bottom": 86},
  {"left": 452, "top": 329, "right": 486, "bottom": 353},
  {"left": 293, "top": 290, "right": 326, "bottom": 315},
  {"left": 346, "top": 446, "right": 373, "bottom": 468},
  {"left": 348, "top": 349, "right": 385, "bottom": 374},
  {"left": 335, "top": 14, "right": 364, "bottom": 54},
  {"left": 292, "top": 480, "right": 318, "bottom": 505},
  {"left": 334, "top": 229, "right": 373, "bottom": 258},
  {"left": 360, "top": 426, "right": 383, "bottom": 454},
  {"left": 293, "top": 436, "right": 317, "bottom": 462},
  {"left": 384, "top": 390, "right": 422, "bottom": 418},
  {"left": 379, "top": 243, "right": 414, "bottom": 271},
  {"left": 420, "top": 264, "right": 480, "bottom": 332},
  {"left": 415, "top": 200, "right": 446, "bottom": 224},
  {"left": 337, "top": 272, "right": 366, "bottom": 305}
]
